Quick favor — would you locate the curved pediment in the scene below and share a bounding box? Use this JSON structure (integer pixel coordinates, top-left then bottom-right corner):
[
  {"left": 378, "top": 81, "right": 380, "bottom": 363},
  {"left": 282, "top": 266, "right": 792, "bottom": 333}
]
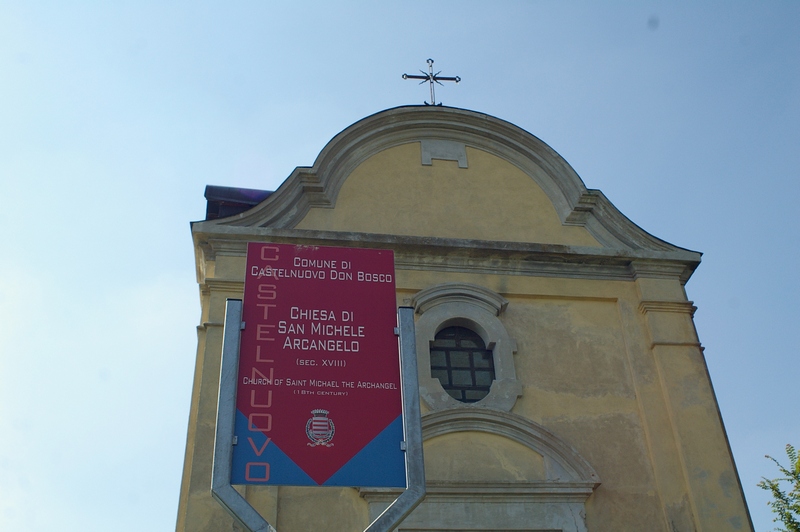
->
[
  {"left": 422, "top": 409, "right": 600, "bottom": 488},
  {"left": 361, "top": 409, "right": 600, "bottom": 531},
  {"left": 205, "top": 106, "right": 696, "bottom": 255}
]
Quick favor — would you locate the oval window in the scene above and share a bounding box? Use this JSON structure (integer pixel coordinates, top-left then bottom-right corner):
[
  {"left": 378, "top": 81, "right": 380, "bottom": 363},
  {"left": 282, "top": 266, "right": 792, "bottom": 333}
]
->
[{"left": 429, "top": 326, "right": 495, "bottom": 403}]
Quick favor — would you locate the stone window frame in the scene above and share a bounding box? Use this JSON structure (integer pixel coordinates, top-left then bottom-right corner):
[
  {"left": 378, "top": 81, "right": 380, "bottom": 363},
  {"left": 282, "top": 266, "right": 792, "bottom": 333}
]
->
[{"left": 412, "top": 282, "right": 522, "bottom": 412}]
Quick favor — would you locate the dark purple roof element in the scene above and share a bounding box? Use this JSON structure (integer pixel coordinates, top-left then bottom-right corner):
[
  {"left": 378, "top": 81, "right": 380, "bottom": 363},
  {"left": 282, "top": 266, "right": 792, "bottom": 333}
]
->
[{"left": 204, "top": 185, "right": 272, "bottom": 220}]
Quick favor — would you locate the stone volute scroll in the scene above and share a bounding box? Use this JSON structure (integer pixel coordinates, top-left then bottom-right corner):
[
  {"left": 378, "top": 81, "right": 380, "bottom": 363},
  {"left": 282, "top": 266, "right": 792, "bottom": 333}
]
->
[{"left": 412, "top": 283, "right": 522, "bottom": 412}]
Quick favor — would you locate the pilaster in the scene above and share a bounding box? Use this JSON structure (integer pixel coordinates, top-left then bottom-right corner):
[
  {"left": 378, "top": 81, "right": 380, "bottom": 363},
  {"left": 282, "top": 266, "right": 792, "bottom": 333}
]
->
[{"left": 635, "top": 267, "right": 751, "bottom": 531}]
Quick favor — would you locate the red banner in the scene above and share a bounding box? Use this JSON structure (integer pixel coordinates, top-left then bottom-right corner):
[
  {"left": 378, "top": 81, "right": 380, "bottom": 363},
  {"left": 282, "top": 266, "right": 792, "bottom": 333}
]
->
[{"left": 232, "top": 243, "right": 404, "bottom": 487}]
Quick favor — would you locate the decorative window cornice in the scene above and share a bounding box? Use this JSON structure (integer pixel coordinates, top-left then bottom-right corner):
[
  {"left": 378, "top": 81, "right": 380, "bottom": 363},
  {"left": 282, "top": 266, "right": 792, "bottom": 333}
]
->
[{"left": 412, "top": 282, "right": 508, "bottom": 316}]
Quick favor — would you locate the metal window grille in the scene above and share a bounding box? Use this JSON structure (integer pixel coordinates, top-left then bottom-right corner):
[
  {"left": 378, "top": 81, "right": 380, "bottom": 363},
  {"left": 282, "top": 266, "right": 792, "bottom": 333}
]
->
[{"left": 430, "top": 326, "right": 495, "bottom": 403}]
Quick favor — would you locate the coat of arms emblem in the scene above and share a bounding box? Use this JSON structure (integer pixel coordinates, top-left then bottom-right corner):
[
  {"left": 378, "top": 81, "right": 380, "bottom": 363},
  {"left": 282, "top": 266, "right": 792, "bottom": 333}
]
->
[{"left": 306, "top": 409, "right": 335, "bottom": 447}]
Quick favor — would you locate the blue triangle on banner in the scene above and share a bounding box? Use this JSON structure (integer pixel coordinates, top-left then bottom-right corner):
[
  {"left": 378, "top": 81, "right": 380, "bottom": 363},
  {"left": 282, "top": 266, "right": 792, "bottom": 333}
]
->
[{"left": 324, "top": 415, "right": 406, "bottom": 487}]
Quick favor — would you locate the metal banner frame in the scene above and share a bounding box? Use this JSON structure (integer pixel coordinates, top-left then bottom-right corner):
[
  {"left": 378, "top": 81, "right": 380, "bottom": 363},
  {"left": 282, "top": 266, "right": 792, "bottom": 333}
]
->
[{"left": 212, "top": 300, "right": 425, "bottom": 532}]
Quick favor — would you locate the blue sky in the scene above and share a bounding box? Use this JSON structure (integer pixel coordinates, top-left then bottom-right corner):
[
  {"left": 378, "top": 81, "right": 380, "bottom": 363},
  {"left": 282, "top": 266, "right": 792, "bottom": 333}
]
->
[{"left": 1, "top": 2, "right": 798, "bottom": 530}]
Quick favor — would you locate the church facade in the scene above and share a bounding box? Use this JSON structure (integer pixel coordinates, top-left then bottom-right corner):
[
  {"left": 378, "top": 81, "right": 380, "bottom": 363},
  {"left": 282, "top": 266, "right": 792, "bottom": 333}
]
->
[{"left": 177, "top": 106, "right": 752, "bottom": 531}]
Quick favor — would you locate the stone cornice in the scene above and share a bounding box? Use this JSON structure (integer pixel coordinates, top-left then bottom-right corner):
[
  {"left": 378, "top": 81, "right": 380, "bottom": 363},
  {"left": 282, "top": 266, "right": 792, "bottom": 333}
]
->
[
  {"left": 197, "top": 321, "right": 223, "bottom": 331},
  {"left": 200, "top": 278, "right": 244, "bottom": 295},
  {"left": 639, "top": 300, "right": 697, "bottom": 316},
  {"left": 649, "top": 341, "right": 703, "bottom": 350},
  {"left": 630, "top": 260, "right": 694, "bottom": 283},
  {"left": 193, "top": 226, "right": 700, "bottom": 283},
  {"left": 359, "top": 481, "right": 596, "bottom": 503}
]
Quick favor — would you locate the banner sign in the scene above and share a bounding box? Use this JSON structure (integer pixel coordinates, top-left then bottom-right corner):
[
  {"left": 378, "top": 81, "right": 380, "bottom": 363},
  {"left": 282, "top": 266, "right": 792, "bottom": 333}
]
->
[{"left": 232, "top": 242, "right": 405, "bottom": 487}]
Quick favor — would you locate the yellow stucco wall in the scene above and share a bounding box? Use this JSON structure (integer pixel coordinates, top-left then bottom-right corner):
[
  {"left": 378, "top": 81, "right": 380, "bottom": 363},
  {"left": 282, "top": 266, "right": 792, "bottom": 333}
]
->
[
  {"left": 296, "top": 143, "right": 601, "bottom": 247},
  {"left": 425, "top": 431, "right": 546, "bottom": 482}
]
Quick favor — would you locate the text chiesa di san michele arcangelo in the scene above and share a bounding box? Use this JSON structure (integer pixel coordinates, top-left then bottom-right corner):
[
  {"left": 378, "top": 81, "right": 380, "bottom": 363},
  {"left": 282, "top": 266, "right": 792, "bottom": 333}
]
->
[{"left": 247, "top": 248, "right": 398, "bottom": 397}]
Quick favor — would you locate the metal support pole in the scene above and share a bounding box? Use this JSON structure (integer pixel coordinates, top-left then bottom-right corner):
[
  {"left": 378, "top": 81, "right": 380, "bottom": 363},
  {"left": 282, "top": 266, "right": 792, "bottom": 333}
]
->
[
  {"left": 364, "top": 307, "right": 426, "bottom": 532},
  {"left": 211, "top": 299, "right": 276, "bottom": 532}
]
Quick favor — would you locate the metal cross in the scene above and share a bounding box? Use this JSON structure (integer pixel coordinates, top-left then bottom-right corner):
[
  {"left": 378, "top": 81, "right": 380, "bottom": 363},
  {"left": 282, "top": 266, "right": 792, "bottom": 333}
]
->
[{"left": 403, "top": 58, "right": 460, "bottom": 106}]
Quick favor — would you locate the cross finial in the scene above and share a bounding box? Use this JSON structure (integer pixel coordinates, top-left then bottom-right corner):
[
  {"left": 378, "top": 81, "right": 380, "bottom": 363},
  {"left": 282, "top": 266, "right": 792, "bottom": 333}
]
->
[{"left": 402, "top": 58, "right": 460, "bottom": 106}]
